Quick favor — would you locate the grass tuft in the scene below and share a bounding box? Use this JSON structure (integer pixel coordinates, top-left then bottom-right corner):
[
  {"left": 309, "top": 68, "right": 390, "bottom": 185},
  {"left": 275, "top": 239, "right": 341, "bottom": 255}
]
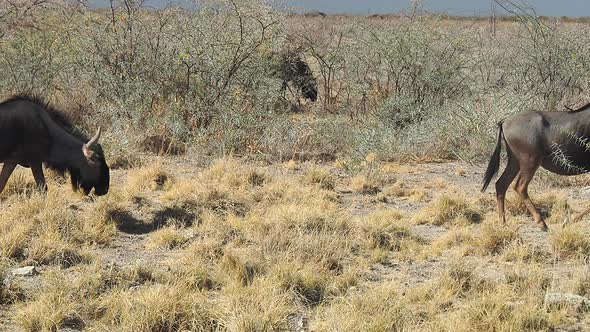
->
[
  {"left": 126, "top": 164, "right": 173, "bottom": 194},
  {"left": 476, "top": 222, "right": 520, "bottom": 255},
  {"left": 359, "top": 210, "right": 415, "bottom": 251},
  {"left": 304, "top": 167, "right": 335, "bottom": 190},
  {"left": 350, "top": 174, "right": 381, "bottom": 194},
  {"left": 275, "top": 264, "right": 330, "bottom": 306},
  {"left": 312, "top": 282, "right": 412, "bottom": 331},
  {"left": 146, "top": 227, "right": 190, "bottom": 250},
  {"left": 412, "top": 194, "right": 483, "bottom": 226},
  {"left": 552, "top": 227, "right": 590, "bottom": 258},
  {"left": 97, "top": 285, "right": 219, "bottom": 331}
]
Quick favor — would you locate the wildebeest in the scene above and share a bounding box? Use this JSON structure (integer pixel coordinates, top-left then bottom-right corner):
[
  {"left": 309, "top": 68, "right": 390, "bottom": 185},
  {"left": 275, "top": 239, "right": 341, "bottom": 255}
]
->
[
  {"left": 482, "top": 103, "right": 590, "bottom": 231},
  {"left": 0, "top": 95, "right": 109, "bottom": 196},
  {"left": 273, "top": 51, "right": 318, "bottom": 102}
]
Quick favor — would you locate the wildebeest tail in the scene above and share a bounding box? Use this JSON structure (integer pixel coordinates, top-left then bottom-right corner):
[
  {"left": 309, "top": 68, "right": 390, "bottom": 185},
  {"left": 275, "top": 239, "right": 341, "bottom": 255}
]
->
[{"left": 481, "top": 122, "right": 504, "bottom": 192}]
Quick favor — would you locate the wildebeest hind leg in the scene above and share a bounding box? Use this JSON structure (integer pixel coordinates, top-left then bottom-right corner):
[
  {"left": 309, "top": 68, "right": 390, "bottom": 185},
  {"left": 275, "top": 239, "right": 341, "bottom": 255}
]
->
[
  {"left": 30, "top": 162, "right": 47, "bottom": 192},
  {"left": 514, "top": 165, "right": 547, "bottom": 231},
  {"left": 0, "top": 162, "right": 17, "bottom": 194},
  {"left": 495, "top": 154, "right": 519, "bottom": 224}
]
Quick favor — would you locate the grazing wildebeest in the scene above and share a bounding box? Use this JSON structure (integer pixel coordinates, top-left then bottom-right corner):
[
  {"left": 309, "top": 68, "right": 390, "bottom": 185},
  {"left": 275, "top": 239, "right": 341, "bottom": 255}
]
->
[
  {"left": 0, "top": 95, "right": 109, "bottom": 196},
  {"left": 482, "top": 103, "right": 590, "bottom": 231},
  {"left": 273, "top": 52, "right": 318, "bottom": 102}
]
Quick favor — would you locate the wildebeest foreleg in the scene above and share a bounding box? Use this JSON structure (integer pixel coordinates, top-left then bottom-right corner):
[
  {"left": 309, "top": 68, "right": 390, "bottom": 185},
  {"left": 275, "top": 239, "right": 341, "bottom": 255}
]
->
[
  {"left": 495, "top": 154, "right": 519, "bottom": 224},
  {"left": 30, "top": 162, "right": 47, "bottom": 192},
  {"left": 0, "top": 162, "right": 17, "bottom": 194},
  {"left": 514, "top": 166, "right": 548, "bottom": 231}
]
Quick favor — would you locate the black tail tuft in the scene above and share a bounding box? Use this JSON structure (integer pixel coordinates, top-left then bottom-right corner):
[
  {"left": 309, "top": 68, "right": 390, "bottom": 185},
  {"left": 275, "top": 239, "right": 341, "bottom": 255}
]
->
[{"left": 481, "top": 122, "right": 504, "bottom": 192}]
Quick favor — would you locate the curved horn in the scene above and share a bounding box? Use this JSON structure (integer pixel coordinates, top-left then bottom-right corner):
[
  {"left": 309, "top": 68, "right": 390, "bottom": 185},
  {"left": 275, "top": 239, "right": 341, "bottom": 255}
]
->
[{"left": 86, "top": 126, "right": 102, "bottom": 148}]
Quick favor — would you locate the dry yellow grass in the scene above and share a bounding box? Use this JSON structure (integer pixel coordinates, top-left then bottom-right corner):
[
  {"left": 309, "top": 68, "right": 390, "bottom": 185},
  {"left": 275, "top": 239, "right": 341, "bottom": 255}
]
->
[
  {"left": 221, "top": 248, "right": 264, "bottom": 286},
  {"left": 218, "top": 282, "right": 294, "bottom": 331},
  {"left": 571, "top": 268, "right": 590, "bottom": 297},
  {"left": 145, "top": 227, "right": 190, "bottom": 250},
  {"left": 0, "top": 183, "right": 120, "bottom": 268},
  {"left": 358, "top": 209, "right": 417, "bottom": 253},
  {"left": 455, "top": 166, "right": 466, "bottom": 176},
  {"left": 552, "top": 227, "right": 590, "bottom": 258},
  {"left": 424, "top": 177, "right": 449, "bottom": 190},
  {"left": 125, "top": 163, "right": 174, "bottom": 194},
  {"left": 273, "top": 263, "right": 331, "bottom": 305},
  {"left": 430, "top": 228, "right": 475, "bottom": 256},
  {"left": 501, "top": 241, "right": 548, "bottom": 263},
  {"left": 199, "top": 157, "right": 262, "bottom": 189},
  {"left": 332, "top": 158, "right": 347, "bottom": 170},
  {"left": 0, "top": 170, "right": 39, "bottom": 199},
  {"left": 379, "top": 181, "right": 429, "bottom": 202},
  {"left": 0, "top": 156, "right": 585, "bottom": 331},
  {"left": 303, "top": 166, "right": 335, "bottom": 190},
  {"left": 286, "top": 159, "right": 299, "bottom": 171},
  {"left": 412, "top": 193, "right": 483, "bottom": 226},
  {"left": 312, "top": 282, "right": 411, "bottom": 331},
  {"left": 95, "top": 285, "right": 218, "bottom": 331},
  {"left": 476, "top": 221, "right": 520, "bottom": 255},
  {"left": 380, "top": 162, "right": 415, "bottom": 174},
  {"left": 350, "top": 174, "right": 381, "bottom": 194},
  {"left": 439, "top": 288, "right": 556, "bottom": 331}
]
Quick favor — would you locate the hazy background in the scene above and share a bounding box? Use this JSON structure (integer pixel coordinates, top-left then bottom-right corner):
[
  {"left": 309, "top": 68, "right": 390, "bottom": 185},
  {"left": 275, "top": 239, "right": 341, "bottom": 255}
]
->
[
  {"left": 91, "top": 0, "right": 590, "bottom": 17},
  {"left": 284, "top": 0, "right": 589, "bottom": 16}
]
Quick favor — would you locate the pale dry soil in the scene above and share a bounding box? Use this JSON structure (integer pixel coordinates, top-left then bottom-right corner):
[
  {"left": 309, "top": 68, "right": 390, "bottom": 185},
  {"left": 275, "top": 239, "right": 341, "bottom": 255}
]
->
[{"left": 1, "top": 154, "right": 590, "bottom": 331}]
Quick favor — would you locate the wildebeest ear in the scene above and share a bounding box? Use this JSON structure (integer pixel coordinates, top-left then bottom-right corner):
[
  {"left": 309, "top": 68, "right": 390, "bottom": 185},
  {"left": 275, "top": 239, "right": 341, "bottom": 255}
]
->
[{"left": 83, "top": 144, "right": 95, "bottom": 160}]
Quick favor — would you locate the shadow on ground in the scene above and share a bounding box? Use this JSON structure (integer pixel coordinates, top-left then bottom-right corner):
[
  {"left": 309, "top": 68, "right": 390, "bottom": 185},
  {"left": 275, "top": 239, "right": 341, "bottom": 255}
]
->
[{"left": 108, "top": 206, "right": 196, "bottom": 234}]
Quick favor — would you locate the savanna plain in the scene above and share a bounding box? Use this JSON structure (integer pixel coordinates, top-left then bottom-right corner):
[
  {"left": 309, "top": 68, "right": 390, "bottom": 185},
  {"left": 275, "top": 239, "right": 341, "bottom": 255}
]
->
[{"left": 4, "top": 0, "right": 590, "bottom": 331}]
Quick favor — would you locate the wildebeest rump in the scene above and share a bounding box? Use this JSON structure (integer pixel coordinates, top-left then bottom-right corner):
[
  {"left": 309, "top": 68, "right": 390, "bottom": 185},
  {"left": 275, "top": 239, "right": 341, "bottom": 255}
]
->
[
  {"left": 482, "top": 103, "right": 590, "bottom": 230},
  {"left": 0, "top": 95, "right": 109, "bottom": 196}
]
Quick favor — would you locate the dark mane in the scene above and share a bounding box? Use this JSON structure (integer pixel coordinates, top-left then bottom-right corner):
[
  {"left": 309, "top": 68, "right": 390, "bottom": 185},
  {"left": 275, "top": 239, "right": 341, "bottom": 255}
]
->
[
  {"left": 566, "top": 102, "right": 590, "bottom": 113},
  {"left": 2, "top": 94, "right": 90, "bottom": 142}
]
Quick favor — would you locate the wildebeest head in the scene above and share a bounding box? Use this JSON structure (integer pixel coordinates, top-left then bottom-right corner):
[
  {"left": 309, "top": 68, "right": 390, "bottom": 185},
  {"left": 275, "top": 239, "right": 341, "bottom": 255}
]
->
[{"left": 72, "top": 127, "right": 110, "bottom": 196}]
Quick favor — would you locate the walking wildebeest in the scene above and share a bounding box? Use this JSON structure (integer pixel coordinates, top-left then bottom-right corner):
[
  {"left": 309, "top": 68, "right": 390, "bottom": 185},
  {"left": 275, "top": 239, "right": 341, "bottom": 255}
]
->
[
  {"left": 482, "top": 103, "right": 590, "bottom": 231},
  {"left": 0, "top": 95, "right": 109, "bottom": 196},
  {"left": 273, "top": 51, "right": 318, "bottom": 102}
]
